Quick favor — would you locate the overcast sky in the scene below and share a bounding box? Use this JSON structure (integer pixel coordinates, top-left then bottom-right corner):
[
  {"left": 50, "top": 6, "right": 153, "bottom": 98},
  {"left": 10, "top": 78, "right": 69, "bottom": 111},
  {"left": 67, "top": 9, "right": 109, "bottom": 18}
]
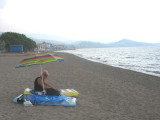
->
[{"left": 0, "top": 0, "right": 160, "bottom": 43}]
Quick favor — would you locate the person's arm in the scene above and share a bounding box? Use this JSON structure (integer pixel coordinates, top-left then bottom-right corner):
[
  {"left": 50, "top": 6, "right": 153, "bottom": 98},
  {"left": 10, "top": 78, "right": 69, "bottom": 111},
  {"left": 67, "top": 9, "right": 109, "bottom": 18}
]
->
[
  {"left": 44, "top": 82, "right": 54, "bottom": 89},
  {"left": 44, "top": 82, "right": 61, "bottom": 92},
  {"left": 37, "top": 78, "right": 53, "bottom": 89}
]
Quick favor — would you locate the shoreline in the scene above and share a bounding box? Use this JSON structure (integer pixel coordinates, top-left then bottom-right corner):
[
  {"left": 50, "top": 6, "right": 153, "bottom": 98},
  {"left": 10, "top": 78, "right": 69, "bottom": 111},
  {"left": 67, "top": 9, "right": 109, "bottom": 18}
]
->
[
  {"left": 0, "top": 52, "right": 160, "bottom": 120},
  {"left": 59, "top": 51, "right": 160, "bottom": 78}
]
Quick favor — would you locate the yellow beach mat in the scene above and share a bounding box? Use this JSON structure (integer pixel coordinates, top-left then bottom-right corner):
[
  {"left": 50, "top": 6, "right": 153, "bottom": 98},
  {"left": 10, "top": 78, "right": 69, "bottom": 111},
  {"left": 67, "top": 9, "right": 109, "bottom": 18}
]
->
[
  {"left": 61, "top": 89, "right": 79, "bottom": 97},
  {"left": 23, "top": 88, "right": 33, "bottom": 95}
]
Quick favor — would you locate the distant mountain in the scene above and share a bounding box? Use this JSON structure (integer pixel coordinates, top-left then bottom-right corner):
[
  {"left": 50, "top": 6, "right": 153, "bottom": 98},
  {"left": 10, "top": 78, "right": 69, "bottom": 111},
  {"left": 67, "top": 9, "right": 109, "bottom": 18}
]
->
[
  {"left": 31, "top": 38, "right": 63, "bottom": 44},
  {"left": 105, "top": 39, "right": 160, "bottom": 47},
  {"left": 73, "top": 39, "right": 160, "bottom": 48},
  {"left": 73, "top": 41, "right": 107, "bottom": 48}
]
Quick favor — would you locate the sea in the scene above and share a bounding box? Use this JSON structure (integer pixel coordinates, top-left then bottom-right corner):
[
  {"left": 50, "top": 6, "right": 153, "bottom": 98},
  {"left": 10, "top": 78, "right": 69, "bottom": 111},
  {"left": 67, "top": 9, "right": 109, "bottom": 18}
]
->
[{"left": 61, "top": 46, "right": 160, "bottom": 77}]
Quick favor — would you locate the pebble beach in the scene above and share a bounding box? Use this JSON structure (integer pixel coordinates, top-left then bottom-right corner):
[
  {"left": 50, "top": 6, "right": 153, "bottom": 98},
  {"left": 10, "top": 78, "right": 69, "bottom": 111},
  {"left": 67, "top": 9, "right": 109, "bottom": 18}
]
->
[{"left": 0, "top": 52, "right": 160, "bottom": 120}]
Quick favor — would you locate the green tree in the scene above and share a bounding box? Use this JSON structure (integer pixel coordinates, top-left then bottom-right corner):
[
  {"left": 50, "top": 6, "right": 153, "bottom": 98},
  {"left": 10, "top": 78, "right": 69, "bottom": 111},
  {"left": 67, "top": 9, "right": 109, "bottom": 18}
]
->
[
  {"left": 0, "top": 40, "right": 5, "bottom": 50},
  {"left": 0, "top": 32, "right": 37, "bottom": 52}
]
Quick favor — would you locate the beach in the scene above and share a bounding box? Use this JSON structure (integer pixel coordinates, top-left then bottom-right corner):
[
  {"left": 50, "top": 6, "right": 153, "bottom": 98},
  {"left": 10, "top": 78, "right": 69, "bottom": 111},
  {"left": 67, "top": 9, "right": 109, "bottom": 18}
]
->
[{"left": 0, "top": 52, "right": 160, "bottom": 120}]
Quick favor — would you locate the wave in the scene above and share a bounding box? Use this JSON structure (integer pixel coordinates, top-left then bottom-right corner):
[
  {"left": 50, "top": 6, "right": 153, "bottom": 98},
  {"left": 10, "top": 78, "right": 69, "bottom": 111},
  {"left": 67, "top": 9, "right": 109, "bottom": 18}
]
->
[{"left": 61, "top": 47, "right": 160, "bottom": 77}]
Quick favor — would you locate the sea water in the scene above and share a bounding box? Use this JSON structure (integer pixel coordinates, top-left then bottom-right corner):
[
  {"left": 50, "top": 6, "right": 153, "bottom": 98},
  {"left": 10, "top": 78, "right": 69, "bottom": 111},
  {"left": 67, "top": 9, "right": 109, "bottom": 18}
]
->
[{"left": 61, "top": 46, "right": 160, "bottom": 77}]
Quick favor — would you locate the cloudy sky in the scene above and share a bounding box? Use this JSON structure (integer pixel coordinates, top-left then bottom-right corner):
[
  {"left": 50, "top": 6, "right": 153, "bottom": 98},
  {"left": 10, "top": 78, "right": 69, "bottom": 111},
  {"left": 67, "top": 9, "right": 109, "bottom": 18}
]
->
[{"left": 0, "top": 0, "right": 160, "bottom": 43}]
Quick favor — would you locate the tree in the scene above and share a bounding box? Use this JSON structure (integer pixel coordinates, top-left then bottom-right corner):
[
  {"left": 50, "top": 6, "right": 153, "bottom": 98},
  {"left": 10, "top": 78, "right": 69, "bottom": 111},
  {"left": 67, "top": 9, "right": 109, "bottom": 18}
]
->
[
  {"left": 0, "top": 40, "right": 5, "bottom": 50},
  {"left": 0, "top": 32, "right": 37, "bottom": 52}
]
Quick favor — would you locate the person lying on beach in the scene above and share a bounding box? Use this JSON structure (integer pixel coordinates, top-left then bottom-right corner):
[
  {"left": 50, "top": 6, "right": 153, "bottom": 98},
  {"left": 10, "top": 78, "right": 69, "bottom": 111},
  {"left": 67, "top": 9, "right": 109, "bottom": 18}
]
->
[{"left": 34, "top": 70, "right": 61, "bottom": 96}]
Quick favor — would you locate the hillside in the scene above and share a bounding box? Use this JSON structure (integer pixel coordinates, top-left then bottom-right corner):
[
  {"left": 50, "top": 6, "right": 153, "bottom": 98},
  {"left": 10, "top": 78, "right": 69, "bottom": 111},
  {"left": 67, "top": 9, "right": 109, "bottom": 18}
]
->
[{"left": 73, "top": 39, "right": 160, "bottom": 48}]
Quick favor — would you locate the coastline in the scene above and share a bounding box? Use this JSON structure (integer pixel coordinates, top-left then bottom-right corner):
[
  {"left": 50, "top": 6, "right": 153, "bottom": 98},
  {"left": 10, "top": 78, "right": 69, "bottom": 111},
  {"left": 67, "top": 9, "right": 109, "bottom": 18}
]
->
[
  {"left": 61, "top": 47, "right": 160, "bottom": 77},
  {"left": 0, "top": 52, "right": 160, "bottom": 120}
]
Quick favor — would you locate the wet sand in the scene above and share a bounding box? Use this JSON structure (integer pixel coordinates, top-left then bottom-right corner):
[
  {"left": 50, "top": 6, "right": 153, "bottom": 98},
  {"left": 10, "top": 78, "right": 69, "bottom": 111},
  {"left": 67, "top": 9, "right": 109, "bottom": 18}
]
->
[{"left": 0, "top": 52, "right": 160, "bottom": 120}]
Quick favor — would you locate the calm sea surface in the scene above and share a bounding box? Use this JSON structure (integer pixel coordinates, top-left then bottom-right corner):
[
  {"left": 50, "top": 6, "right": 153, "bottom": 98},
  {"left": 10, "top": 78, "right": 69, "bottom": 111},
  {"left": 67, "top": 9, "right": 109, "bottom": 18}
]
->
[{"left": 61, "top": 47, "right": 160, "bottom": 77}]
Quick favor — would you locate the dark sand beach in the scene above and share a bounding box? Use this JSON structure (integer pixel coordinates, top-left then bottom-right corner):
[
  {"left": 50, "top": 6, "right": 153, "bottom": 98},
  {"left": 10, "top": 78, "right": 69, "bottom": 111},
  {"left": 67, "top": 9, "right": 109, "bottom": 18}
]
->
[{"left": 0, "top": 52, "right": 160, "bottom": 120}]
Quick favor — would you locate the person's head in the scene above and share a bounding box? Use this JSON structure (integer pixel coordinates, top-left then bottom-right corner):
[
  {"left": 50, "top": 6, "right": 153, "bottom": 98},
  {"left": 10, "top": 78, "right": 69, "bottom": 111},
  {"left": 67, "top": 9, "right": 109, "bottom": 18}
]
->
[{"left": 42, "top": 70, "right": 49, "bottom": 79}]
